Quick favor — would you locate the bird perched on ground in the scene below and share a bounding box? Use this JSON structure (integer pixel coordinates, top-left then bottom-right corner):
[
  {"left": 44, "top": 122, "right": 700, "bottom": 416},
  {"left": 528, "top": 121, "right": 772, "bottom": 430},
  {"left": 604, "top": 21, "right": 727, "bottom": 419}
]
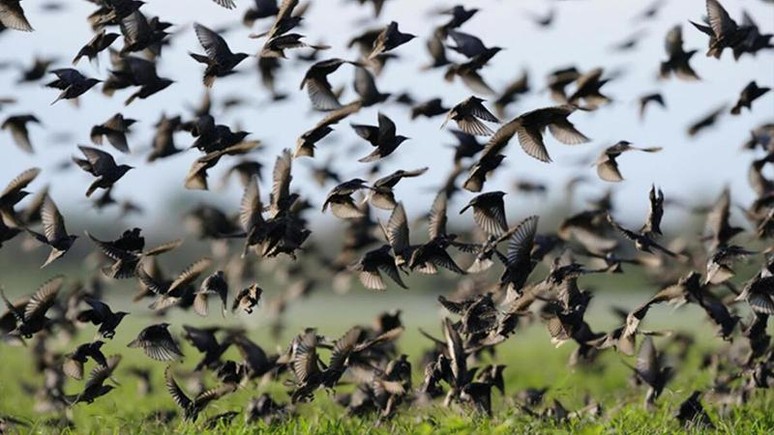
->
[
  {"left": 595, "top": 141, "right": 662, "bottom": 182},
  {"left": 190, "top": 23, "right": 250, "bottom": 87},
  {"left": 72, "top": 146, "right": 133, "bottom": 197},
  {"left": 442, "top": 97, "right": 500, "bottom": 136}
]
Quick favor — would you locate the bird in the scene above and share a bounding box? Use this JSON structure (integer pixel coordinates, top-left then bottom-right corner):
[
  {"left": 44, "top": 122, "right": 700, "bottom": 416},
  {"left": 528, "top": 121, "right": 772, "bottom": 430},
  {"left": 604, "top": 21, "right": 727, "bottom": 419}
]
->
[
  {"left": 90, "top": 113, "right": 137, "bottom": 153},
  {"left": 594, "top": 141, "right": 662, "bottom": 182},
  {"left": 72, "top": 146, "right": 134, "bottom": 197},
  {"left": 442, "top": 96, "right": 500, "bottom": 136},
  {"left": 46, "top": 69, "right": 102, "bottom": 104},
  {"left": 688, "top": 105, "right": 725, "bottom": 137},
  {"left": 459, "top": 191, "right": 508, "bottom": 237},
  {"left": 232, "top": 283, "right": 263, "bottom": 314},
  {"left": 190, "top": 23, "right": 250, "bottom": 87},
  {"left": 72, "top": 29, "right": 119, "bottom": 65},
  {"left": 637, "top": 93, "right": 666, "bottom": 120},
  {"left": 690, "top": 0, "right": 751, "bottom": 59},
  {"left": 350, "top": 244, "right": 407, "bottom": 290},
  {"left": 730, "top": 81, "right": 770, "bottom": 115},
  {"left": 322, "top": 178, "right": 371, "bottom": 219},
  {"left": 0, "top": 275, "right": 63, "bottom": 338},
  {"left": 0, "top": 0, "right": 33, "bottom": 31},
  {"left": 300, "top": 58, "right": 358, "bottom": 111},
  {"left": 352, "top": 112, "right": 409, "bottom": 163},
  {"left": 127, "top": 323, "right": 184, "bottom": 361},
  {"left": 2, "top": 114, "right": 40, "bottom": 153},
  {"left": 368, "top": 167, "right": 428, "bottom": 210},
  {"left": 193, "top": 271, "right": 229, "bottom": 317},
  {"left": 659, "top": 25, "right": 700, "bottom": 81},
  {"left": 369, "top": 21, "right": 415, "bottom": 60},
  {"left": 26, "top": 195, "right": 78, "bottom": 268},
  {"left": 76, "top": 297, "right": 129, "bottom": 339},
  {"left": 63, "top": 341, "right": 107, "bottom": 380},
  {"left": 488, "top": 105, "right": 590, "bottom": 163},
  {"left": 165, "top": 366, "right": 236, "bottom": 422}
]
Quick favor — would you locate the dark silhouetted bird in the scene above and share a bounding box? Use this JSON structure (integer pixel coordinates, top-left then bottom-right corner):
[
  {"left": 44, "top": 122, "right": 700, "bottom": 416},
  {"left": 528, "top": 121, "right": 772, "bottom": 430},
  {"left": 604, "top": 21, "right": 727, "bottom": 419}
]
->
[
  {"left": 352, "top": 112, "right": 409, "bottom": 162},
  {"left": 73, "top": 146, "right": 133, "bottom": 197},
  {"left": 47, "top": 69, "right": 102, "bottom": 104},
  {"left": 90, "top": 113, "right": 136, "bottom": 153},
  {"left": 2, "top": 114, "right": 40, "bottom": 153},
  {"left": 190, "top": 23, "right": 250, "bottom": 87},
  {"left": 369, "top": 21, "right": 415, "bottom": 60},
  {"left": 730, "top": 81, "right": 770, "bottom": 115}
]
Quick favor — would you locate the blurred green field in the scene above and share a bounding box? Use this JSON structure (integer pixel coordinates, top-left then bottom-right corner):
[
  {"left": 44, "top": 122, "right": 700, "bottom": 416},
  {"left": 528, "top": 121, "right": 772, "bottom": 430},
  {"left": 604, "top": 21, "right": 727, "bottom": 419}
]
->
[{"left": 1, "top": 289, "right": 773, "bottom": 434}]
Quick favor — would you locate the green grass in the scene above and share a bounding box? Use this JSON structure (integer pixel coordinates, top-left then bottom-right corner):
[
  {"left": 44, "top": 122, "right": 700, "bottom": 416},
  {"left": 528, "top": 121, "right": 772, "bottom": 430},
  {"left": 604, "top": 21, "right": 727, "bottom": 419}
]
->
[{"left": 1, "top": 291, "right": 772, "bottom": 434}]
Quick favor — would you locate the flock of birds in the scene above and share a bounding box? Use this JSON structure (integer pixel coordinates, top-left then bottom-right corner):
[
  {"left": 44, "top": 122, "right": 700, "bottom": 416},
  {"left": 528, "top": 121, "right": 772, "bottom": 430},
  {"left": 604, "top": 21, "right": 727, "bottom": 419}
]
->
[{"left": 0, "top": 0, "right": 773, "bottom": 431}]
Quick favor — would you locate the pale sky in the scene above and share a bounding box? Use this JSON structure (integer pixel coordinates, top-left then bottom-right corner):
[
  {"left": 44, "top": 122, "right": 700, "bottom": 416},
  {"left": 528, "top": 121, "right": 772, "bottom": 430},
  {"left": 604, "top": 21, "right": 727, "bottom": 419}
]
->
[{"left": 0, "top": 0, "right": 772, "bottom": 236}]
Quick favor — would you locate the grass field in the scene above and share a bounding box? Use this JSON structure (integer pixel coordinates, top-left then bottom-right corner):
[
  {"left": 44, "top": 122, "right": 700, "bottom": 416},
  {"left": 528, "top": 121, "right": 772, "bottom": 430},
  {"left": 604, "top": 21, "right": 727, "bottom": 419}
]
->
[{"left": 1, "top": 290, "right": 773, "bottom": 434}]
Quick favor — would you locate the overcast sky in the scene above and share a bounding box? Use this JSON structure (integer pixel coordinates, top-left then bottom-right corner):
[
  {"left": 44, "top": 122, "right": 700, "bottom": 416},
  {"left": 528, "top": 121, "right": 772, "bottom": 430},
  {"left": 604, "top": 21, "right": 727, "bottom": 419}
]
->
[{"left": 0, "top": 0, "right": 772, "bottom": 236}]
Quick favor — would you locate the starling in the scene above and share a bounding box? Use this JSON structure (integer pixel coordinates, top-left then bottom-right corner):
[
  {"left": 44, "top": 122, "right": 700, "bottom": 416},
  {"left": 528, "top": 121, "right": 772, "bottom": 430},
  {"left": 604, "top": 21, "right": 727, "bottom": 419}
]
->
[
  {"left": 193, "top": 271, "right": 229, "bottom": 317},
  {"left": 354, "top": 66, "right": 389, "bottom": 107},
  {"left": 190, "top": 23, "right": 250, "bottom": 87},
  {"left": 0, "top": 166, "right": 40, "bottom": 226},
  {"left": 442, "top": 96, "right": 500, "bottom": 136},
  {"left": 46, "top": 69, "right": 102, "bottom": 105},
  {"left": 659, "top": 25, "right": 700, "bottom": 81},
  {"left": 295, "top": 101, "right": 362, "bottom": 158},
  {"left": 2, "top": 114, "right": 40, "bottom": 154},
  {"left": 489, "top": 105, "right": 590, "bottom": 163},
  {"left": 369, "top": 21, "right": 415, "bottom": 60},
  {"left": 243, "top": 0, "right": 280, "bottom": 27},
  {"left": 119, "top": 56, "right": 174, "bottom": 106},
  {"left": 411, "top": 98, "right": 448, "bottom": 120},
  {"left": 72, "top": 146, "right": 134, "bottom": 197},
  {"left": 607, "top": 214, "right": 679, "bottom": 257},
  {"left": 63, "top": 340, "right": 107, "bottom": 380},
  {"left": 0, "top": 0, "right": 33, "bottom": 31},
  {"left": 446, "top": 30, "right": 500, "bottom": 59},
  {"left": 128, "top": 323, "right": 184, "bottom": 361},
  {"left": 459, "top": 191, "right": 508, "bottom": 237},
  {"left": 65, "top": 356, "right": 121, "bottom": 406},
  {"left": 90, "top": 113, "right": 137, "bottom": 153},
  {"left": 26, "top": 195, "right": 78, "bottom": 268},
  {"left": 675, "top": 391, "right": 714, "bottom": 429},
  {"left": 687, "top": 105, "right": 725, "bottom": 137},
  {"left": 641, "top": 185, "right": 664, "bottom": 237},
  {"left": 350, "top": 244, "right": 407, "bottom": 290},
  {"left": 0, "top": 275, "right": 63, "bottom": 338},
  {"left": 690, "top": 0, "right": 751, "bottom": 59},
  {"left": 352, "top": 112, "right": 409, "bottom": 162},
  {"left": 595, "top": 141, "right": 662, "bottom": 182},
  {"left": 730, "top": 81, "right": 770, "bottom": 115},
  {"left": 147, "top": 114, "right": 183, "bottom": 162},
  {"left": 300, "top": 58, "right": 358, "bottom": 111},
  {"left": 637, "top": 93, "right": 665, "bottom": 120},
  {"left": 211, "top": 0, "right": 236, "bottom": 9},
  {"left": 322, "top": 178, "right": 371, "bottom": 219},
  {"left": 76, "top": 296, "right": 129, "bottom": 339},
  {"left": 232, "top": 283, "right": 263, "bottom": 314},
  {"left": 72, "top": 29, "right": 120, "bottom": 65},
  {"left": 369, "top": 167, "right": 428, "bottom": 210}
]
